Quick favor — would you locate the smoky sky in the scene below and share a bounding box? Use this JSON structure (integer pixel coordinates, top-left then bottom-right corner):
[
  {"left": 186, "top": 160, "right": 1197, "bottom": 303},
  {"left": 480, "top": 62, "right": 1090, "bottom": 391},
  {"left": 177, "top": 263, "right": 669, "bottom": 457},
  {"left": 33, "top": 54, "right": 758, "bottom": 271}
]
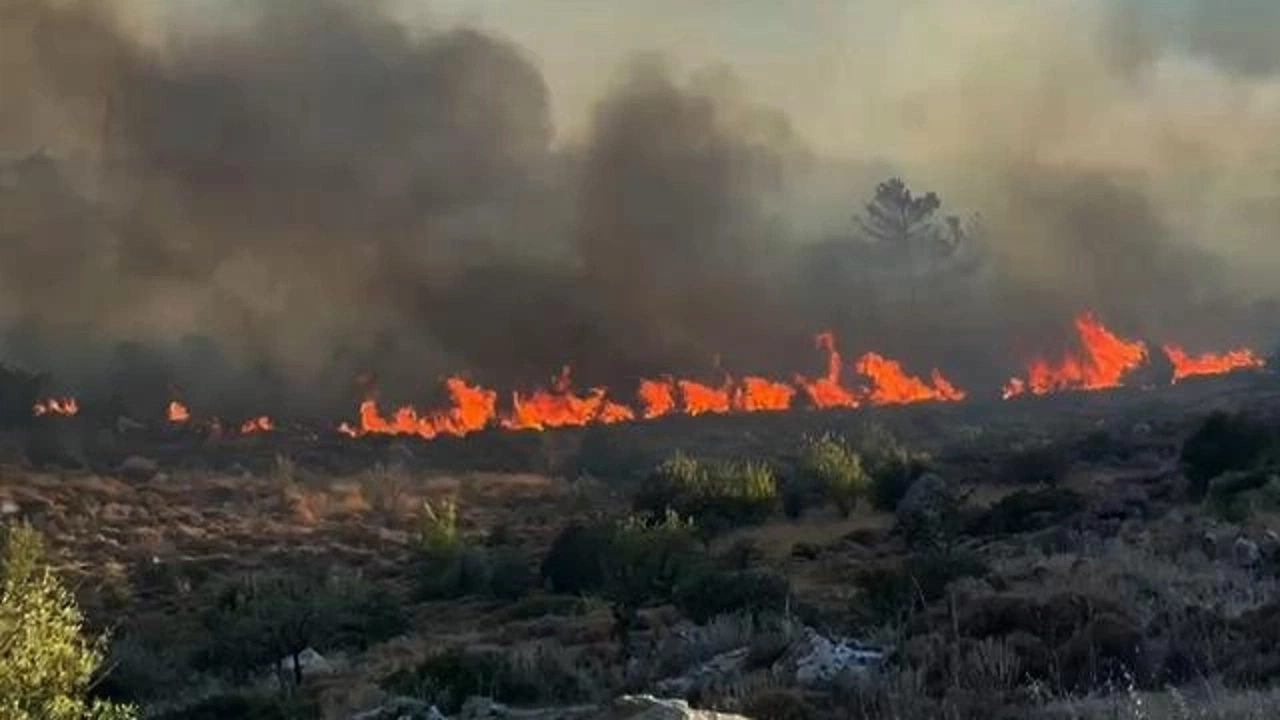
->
[{"left": 1, "top": 0, "right": 1279, "bottom": 417}]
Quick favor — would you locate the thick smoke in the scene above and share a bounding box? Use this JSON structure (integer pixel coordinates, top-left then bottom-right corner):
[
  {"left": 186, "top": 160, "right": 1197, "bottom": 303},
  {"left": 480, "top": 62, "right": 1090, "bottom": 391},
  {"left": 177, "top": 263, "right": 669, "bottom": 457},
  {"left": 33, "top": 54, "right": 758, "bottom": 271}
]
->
[{"left": 2, "top": 0, "right": 1279, "bottom": 417}]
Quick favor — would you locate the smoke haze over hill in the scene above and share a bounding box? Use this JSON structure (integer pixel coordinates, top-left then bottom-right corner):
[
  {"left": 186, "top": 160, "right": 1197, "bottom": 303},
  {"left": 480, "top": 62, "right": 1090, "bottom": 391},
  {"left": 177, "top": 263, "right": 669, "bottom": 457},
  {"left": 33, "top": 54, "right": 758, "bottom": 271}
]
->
[{"left": 2, "top": 0, "right": 1278, "bottom": 416}]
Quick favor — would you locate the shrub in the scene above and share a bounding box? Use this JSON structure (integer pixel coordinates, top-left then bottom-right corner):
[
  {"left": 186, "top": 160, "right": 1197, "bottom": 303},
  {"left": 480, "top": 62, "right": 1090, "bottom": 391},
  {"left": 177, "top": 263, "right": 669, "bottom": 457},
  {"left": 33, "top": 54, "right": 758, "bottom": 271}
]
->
[
  {"left": 604, "top": 511, "right": 703, "bottom": 650},
  {"left": 488, "top": 548, "right": 533, "bottom": 601},
  {"left": 381, "top": 646, "right": 592, "bottom": 713},
  {"left": 0, "top": 521, "right": 139, "bottom": 720},
  {"left": 541, "top": 523, "right": 611, "bottom": 595},
  {"left": 866, "top": 445, "right": 932, "bottom": 512},
  {"left": 799, "top": 434, "right": 869, "bottom": 517},
  {"left": 674, "top": 569, "right": 790, "bottom": 624},
  {"left": 742, "top": 690, "right": 818, "bottom": 720},
  {"left": 1206, "top": 469, "right": 1280, "bottom": 521},
  {"left": 635, "top": 452, "right": 777, "bottom": 534},
  {"left": 966, "top": 488, "right": 1086, "bottom": 536},
  {"left": 418, "top": 496, "right": 460, "bottom": 554},
  {"left": 1182, "top": 411, "right": 1277, "bottom": 498},
  {"left": 855, "top": 550, "right": 989, "bottom": 624},
  {"left": 1002, "top": 441, "right": 1072, "bottom": 486},
  {"left": 195, "top": 570, "right": 343, "bottom": 686}
]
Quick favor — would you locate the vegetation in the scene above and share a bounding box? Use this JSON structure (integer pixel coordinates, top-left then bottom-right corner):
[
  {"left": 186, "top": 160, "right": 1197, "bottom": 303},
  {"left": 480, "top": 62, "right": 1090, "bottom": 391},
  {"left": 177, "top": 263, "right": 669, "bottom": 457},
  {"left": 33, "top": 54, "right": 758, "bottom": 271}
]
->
[
  {"left": 799, "top": 433, "right": 869, "bottom": 517},
  {"left": 1181, "top": 411, "right": 1278, "bottom": 498},
  {"left": 634, "top": 452, "right": 778, "bottom": 535},
  {"left": 0, "top": 521, "right": 138, "bottom": 720},
  {"left": 603, "top": 510, "right": 702, "bottom": 652}
]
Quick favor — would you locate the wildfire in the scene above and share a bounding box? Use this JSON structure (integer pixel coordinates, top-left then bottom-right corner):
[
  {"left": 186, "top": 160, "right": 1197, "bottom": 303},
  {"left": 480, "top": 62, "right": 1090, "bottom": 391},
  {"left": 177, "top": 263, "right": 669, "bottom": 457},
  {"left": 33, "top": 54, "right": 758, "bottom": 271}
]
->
[
  {"left": 168, "top": 400, "right": 191, "bottom": 423},
  {"left": 35, "top": 310, "right": 1258, "bottom": 442},
  {"left": 239, "top": 416, "right": 273, "bottom": 434},
  {"left": 1162, "top": 344, "right": 1266, "bottom": 383},
  {"left": 32, "top": 397, "right": 78, "bottom": 417},
  {"left": 1003, "top": 313, "right": 1150, "bottom": 398},
  {"left": 502, "top": 367, "right": 635, "bottom": 431},
  {"left": 795, "top": 332, "right": 860, "bottom": 409},
  {"left": 855, "top": 353, "right": 966, "bottom": 405}
]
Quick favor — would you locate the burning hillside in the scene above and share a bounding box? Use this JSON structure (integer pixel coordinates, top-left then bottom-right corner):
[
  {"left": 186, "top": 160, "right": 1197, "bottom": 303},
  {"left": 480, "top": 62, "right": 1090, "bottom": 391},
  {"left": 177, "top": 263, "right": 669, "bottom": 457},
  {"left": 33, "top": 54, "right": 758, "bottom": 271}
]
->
[{"left": 26, "top": 311, "right": 1267, "bottom": 444}]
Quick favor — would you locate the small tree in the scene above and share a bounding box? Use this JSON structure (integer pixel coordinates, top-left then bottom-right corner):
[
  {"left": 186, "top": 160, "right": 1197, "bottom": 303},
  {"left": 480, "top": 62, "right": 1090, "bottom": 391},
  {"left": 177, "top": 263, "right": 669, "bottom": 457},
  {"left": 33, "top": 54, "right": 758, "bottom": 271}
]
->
[
  {"left": 0, "top": 521, "right": 138, "bottom": 720},
  {"left": 603, "top": 510, "right": 701, "bottom": 656},
  {"left": 798, "top": 434, "right": 869, "bottom": 518}
]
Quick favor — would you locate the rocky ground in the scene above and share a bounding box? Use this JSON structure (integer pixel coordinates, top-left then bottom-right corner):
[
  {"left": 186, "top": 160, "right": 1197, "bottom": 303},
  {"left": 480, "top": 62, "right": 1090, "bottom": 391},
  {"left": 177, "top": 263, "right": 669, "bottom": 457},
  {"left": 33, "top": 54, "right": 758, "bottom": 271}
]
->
[{"left": 3, "top": 373, "right": 1280, "bottom": 719}]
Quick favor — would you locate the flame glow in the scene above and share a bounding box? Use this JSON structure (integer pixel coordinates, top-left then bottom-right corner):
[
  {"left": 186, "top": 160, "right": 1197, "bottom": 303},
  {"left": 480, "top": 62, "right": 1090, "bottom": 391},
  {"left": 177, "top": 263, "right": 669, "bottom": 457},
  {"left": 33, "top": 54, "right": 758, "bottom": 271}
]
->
[
  {"left": 167, "top": 401, "right": 190, "bottom": 423},
  {"left": 1003, "top": 313, "right": 1150, "bottom": 398},
  {"left": 239, "top": 416, "right": 273, "bottom": 434},
  {"left": 32, "top": 397, "right": 78, "bottom": 417},
  {"left": 1162, "top": 344, "right": 1266, "bottom": 383}
]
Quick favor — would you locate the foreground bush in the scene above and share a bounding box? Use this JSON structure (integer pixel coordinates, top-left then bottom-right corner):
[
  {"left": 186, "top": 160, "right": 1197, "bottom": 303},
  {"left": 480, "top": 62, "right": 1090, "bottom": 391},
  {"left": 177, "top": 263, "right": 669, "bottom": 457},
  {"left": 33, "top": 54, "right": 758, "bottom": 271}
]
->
[
  {"left": 1182, "top": 411, "right": 1277, "bottom": 498},
  {"left": 0, "top": 521, "right": 138, "bottom": 720},
  {"left": 604, "top": 511, "right": 703, "bottom": 651},
  {"left": 798, "top": 434, "right": 869, "bottom": 517},
  {"left": 855, "top": 550, "right": 989, "bottom": 624},
  {"left": 635, "top": 452, "right": 777, "bottom": 534},
  {"left": 674, "top": 568, "right": 790, "bottom": 624},
  {"left": 541, "top": 523, "right": 611, "bottom": 595}
]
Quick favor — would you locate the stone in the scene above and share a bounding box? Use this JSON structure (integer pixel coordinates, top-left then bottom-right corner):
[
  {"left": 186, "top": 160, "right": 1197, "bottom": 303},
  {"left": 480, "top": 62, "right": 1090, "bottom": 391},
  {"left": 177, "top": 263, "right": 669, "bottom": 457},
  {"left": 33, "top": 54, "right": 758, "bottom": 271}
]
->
[
  {"left": 599, "top": 694, "right": 750, "bottom": 719},
  {"left": 654, "top": 647, "right": 748, "bottom": 697},
  {"left": 118, "top": 455, "right": 159, "bottom": 482},
  {"left": 278, "top": 647, "right": 335, "bottom": 678},
  {"left": 896, "top": 473, "right": 950, "bottom": 519},
  {"left": 351, "top": 697, "right": 446, "bottom": 720},
  {"left": 780, "top": 627, "right": 884, "bottom": 687},
  {"left": 460, "top": 697, "right": 510, "bottom": 719}
]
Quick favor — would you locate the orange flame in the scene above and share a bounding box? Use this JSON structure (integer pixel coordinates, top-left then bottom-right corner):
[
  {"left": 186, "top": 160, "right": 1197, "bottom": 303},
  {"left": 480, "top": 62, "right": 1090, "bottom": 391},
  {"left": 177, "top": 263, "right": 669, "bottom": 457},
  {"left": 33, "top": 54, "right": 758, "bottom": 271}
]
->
[
  {"left": 239, "top": 416, "right": 273, "bottom": 434},
  {"left": 855, "top": 353, "right": 966, "bottom": 405},
  {"left": 638, "top": 376, "right": 678, "bottom": 419},
  {"left": 733, "top": 376, "right": 796, "bottom": 412},
  {"left": 352, "top": 377, "right": 499, "bottom": 439},
  {"left": 1162, "top": 344, "right": 1266, "bottom": 383},
  {"left": 1003, "top": 312, "right": 1148, "bottom": 398},
  {"left": 677, "top": 378, "right": 734, "bottom": 416},
  {"left": 168, "top": 400, "right": 191, "bottom": 423},
  {"left": 501, "top": 366, "right": 634, "bottom": 430},
  {"left": 795, "top": 331, "right": 859, "bottom": 409},
  {"left": 32, "top": 397, "right": 79, "bottom": 417}
]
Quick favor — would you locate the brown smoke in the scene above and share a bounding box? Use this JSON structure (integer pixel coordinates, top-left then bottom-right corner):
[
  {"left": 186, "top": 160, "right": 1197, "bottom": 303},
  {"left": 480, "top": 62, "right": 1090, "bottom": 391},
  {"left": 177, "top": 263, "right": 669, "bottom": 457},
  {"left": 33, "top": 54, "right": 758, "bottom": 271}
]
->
[{"left": 1, "top": 0, "right": 1278, "bottom": 415}]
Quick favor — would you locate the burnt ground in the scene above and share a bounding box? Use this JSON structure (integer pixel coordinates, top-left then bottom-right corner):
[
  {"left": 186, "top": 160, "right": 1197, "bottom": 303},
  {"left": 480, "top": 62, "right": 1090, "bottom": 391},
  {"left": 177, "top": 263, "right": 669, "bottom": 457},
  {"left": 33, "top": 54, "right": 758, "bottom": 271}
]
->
[{"left": 3, "top": 371, "right": 1280, "bottom": 718}]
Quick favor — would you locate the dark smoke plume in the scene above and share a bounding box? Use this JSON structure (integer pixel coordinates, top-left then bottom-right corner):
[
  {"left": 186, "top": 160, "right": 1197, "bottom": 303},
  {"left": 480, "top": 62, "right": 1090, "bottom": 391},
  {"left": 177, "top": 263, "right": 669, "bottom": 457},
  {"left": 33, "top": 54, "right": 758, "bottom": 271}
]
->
[{"left": 1, "top": 0, "right": 1278, "bottom": 418}]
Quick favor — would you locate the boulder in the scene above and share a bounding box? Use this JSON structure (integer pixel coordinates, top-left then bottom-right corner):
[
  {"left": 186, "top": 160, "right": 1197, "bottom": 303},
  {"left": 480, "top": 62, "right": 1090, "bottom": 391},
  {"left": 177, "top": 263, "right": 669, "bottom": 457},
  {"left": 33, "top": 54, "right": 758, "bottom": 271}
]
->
[
  {"left": 599, "top": 695, "right": 750, "bottom": 720},
  {"left": 119, "top": 455, "right": 159, "bottom": 482},
  {"left": 777, "top": 627, "right": 884, "bottom": 687},
  {"left": 654, "top": 647, "right": 748, "bottom": 697}
]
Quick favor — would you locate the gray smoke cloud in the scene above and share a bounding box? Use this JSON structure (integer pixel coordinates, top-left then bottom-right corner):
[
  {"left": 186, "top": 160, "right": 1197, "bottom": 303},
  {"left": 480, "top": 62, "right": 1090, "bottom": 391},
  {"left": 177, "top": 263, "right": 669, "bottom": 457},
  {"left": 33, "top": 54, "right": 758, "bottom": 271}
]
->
[{"left": 1, "top": 0, "right": 1278, "bottom": 417}]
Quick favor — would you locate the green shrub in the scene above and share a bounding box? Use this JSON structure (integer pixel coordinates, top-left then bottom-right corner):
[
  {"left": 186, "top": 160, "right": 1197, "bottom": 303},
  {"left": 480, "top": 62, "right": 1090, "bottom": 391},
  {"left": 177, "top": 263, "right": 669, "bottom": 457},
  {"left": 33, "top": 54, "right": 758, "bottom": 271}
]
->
[
  {"left": 799, "top": 434, "right": 869, "bottom": 517},
  {"left": 866, "top": 445, "right": 932, "bottom": 511},
  {"left": 673, "top": 569, "right": 790, "bottom": 624},
  {"left": 418, "top": 496, "right": 460, "bottom": 554},
  {"left": 540, "top": 523, "right": 611, "bottom": 595},
  {"left": 0, "top": 521, "right": 139, "bottom": 720},
  {"left": 634, "top": 452, "right": 777, "bottom": 535},
  {"left": 195, "top": 571, "right": 341, "bottom": 685},
  {"left": 381, "top": 646, "right": 591, "bottom": 713},
  {"left": 604, "top": 511, "right": 703, "bottom": 650},
  {"left": 1182, "top": 411, "right": 1277, "bottom": 498},
  {"left": 152, "top": 693, "right": 311, "bottom": 720}
]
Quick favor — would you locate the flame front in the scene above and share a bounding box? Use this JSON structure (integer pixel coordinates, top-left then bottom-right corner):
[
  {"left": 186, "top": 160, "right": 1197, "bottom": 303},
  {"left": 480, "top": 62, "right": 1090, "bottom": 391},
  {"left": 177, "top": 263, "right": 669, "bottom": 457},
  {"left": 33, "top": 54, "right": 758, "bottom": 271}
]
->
[
  {"left": 168, "top": 401, "right": 190, "bottom": 423},
  {"left": 109, "top": 311, "right": 1257, "bottom": 442},
  {"left": 795, "top": 332, "right": 860, "bottom": 409},
  {"left": 1004, "top": 313, "right": 1149, "bottom": 398},
  {"left": 855, "top": 353, "right": 966, "bottom": 405},
  {"left": 240, "top": 416, "right": 273, "bottom": 434},
  {"left": 1162, "top": 344, "right": 1266, "bottom": 383},
  {"left": 32, "top": 397, "right": 78, "bottom": 417}
]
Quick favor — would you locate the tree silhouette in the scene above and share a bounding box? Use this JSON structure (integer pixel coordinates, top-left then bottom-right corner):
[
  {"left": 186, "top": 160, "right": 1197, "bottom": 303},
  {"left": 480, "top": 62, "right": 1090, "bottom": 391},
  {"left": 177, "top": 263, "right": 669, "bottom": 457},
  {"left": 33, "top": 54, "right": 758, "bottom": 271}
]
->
[{"left": 854, "top": 178, "right": 977, "bottom": 307}]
